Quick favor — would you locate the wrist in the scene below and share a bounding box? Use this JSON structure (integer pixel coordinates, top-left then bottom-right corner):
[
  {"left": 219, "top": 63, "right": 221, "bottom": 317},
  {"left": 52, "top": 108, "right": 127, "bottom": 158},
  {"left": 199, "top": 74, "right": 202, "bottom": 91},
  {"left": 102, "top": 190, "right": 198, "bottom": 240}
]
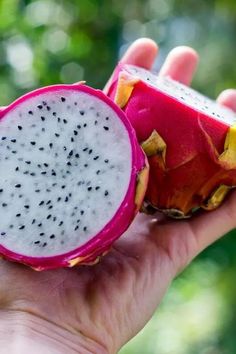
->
[{"left": 0, "top": 310, "right": 108, "bottom": 354}]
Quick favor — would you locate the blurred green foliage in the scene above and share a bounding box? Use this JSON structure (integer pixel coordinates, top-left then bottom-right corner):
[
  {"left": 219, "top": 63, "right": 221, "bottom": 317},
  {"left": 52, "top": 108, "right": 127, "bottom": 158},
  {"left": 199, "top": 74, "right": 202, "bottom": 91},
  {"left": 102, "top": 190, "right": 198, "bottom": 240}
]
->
[{"left": 0, "top": 0, "right": 236, "bottom": 353}]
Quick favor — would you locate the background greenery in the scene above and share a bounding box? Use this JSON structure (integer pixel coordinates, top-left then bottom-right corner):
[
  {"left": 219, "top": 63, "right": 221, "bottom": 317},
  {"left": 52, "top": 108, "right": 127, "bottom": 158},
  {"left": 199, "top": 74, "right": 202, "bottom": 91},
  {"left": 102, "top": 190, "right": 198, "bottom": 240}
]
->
[{"left": 0, "top": 0, "right": 236, "bottom": 353}]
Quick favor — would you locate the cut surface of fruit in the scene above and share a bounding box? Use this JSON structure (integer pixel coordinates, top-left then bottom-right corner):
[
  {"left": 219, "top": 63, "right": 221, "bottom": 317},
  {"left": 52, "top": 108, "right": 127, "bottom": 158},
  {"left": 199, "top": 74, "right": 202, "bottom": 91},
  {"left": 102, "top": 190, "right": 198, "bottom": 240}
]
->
[{"left": 0, "top": 84, "right": 147, "bottom": 269}]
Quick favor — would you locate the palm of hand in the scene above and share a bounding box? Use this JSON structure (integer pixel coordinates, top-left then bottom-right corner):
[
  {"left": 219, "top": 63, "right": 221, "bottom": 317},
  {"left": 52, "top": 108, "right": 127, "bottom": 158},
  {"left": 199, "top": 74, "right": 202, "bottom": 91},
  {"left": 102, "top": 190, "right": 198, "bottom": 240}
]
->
[{"left": 0, "top": 39, "right": 236, "bottom": 354}]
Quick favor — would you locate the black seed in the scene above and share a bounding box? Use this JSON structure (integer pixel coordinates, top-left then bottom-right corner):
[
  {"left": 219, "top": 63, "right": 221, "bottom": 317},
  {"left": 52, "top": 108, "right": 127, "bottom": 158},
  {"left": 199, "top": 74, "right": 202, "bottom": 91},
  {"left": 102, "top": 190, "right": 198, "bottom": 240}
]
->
[
  {"left": 47, "top": 214, "right": 52, "bottom": 220},
  {"left": 75, "top": 153, "right": 80, "bottom": 158},
  {"left": 55, "top": 133, "right": 60, "bottom": 137},
  {"left": 42, "top": 242, "right": 47, "bottom": 247},
  {"left": 74, "top": 130, "right": 78, "bottom": 136},
  {"left": 19, "top": 195, "right": 23, "bottom": 198},
  {"left": 57, "top": 117, "right": 61, "bottom": 123},
  {"left": 28, "top": 110, "right": 33, "bottom": 115},
  {"left": 95, "top": 186, "right": 100, "bottom": 190},
  {"left": 1, "top": 137, "right": 6, "bottom": 140},
  {"left": 77, "top": 219, "right": 80, "bottom": 223},
  {"left": 94, "top": 120, "right": 98, "bottom": 125},
  {"left": 71, "top": 137, "right": 74, "bottom": 142},
  {"left": 48, "top": 205, "right": 53, "bottom": 210},
  {"left": 69, "top": 150, "right": 73, "bottom": 157},
  {"left": 105, "top": 116, "right": 109, "bottom": 120},
  {"left": 16, "top": 213, "right": 21, "bottom": 217},
  {"left": 51, "top": 170, "right": 56, "bottom": 176},
  {"left": 23, "top": 171, "right": 29, "bottom": 175},
  {"left": 87, "top": 187, "right": 92, "bottom": 191},
  {"left": 46, "top": 106, "right": 51, "bottom": 111},
  {"left": 46, "top": 200, "right": 51, "bottom": 205},
  {"left": 88, "top": 149, "right": 93, "bottom": 154},
  {"left": 83, "top": 123, "right": 87, "bottom": 127},
  {"left": 96, "top": 170, "right": 100, "bottom": 175},
  {"left": 103, "top": 126, "right": 109, "bottom": 131},
  {"left": 61, "top": 185, "right": 65, "bottom": 189},
  {"left": 11, "top": 139, "right": 16, "bottom": 143},
  {"left": 80, "top": 110, "right": 84, "bottom": 115},
  {"left": 84, "top": 164, "right": 88, "bottom": 168},
  {"left": 53, "top": 217, "right": 56, "bottom": 221},
  {"left": 24, "top": 205, "right": 30, "bottom": 209},
  {"left": 44, "top": 163, "right": 49, "bottom": 167},
  {"left": 74, "top": 102, "right": 77, "bottom": 105},
  {"left": 41, "top": 171, "right": 47, "bottom": 175},
  {"left": 32, "top": 219, "right": 36, "bottom": 224},
  {"left": 25, "top": 161, "right": 31, "bottom": 164},
  {"left": 37, "top": 105, "right": 43, "bottom": 109},
  {"left": 83, "top": 147, "right": 88, "bottom": 152},
  {"left": 9, "top": 225, "right": 14, "bottom": 229},
  {"left": 83, "top": 227, "right": 87, "bottom": 232},
  {"left": 104, "top": 190, "right": 109, "bottom": 196},
  {"left": 59, "top": 221, "right": 63, "bottom": 226},
  {"left": 30, "top": 141, "right": 36, "bottom": 145},
  {"left": 39, "top": 201, "right": 44, "bottom": 206},
  {"left": 40, "top": 232, "right": 44, "bottom": 236},
  {"left": 18, "top": 126, "right": 23, "bottom": 130},
  {"left": 30, "top": 173, "right": 36, "bottom": 176},
  {"left": 63, "top": 119, "right": 67, "bottom": 124},
  {"left": 50, "top": 234, "right": 55, "bottom": 239},
  {"left": 42, "top": 101, "right": 47, "bottom": 106},
  {"left": 15, "top": 184, "right": 21, "bottom": 188},
  {"left": 1, "top": 232, "right": 6, "bottom": 236},
  {"left": 19, "top": 225, "right": 25, "bottom": 230},
  {"left": 41, "top": 116, "right": 45, "bottom": 121},
  {"left": 77, "top": 125, "right": 81, "bottom": 129},
  {"left": 52, "top": 183, "right": 57, "bottom": 187},
  {"left": 104, "top": 159, "right": 109, "bottom": 163},
  {"left": 61, "top": 97, "right": 66, "bottom": 102},
  {"left": 67, "top": 162, "right": 71, "bottom": 166},
  {"left": 93, "top": 156, "right": 99, "bottom": 160},
  {"left": 65, "top": 197, "right": 69, "bottom": 202},
  {"left": 39, "top": 147, "right": 44, "bottom": 151},
  {"left": 0, "top": 189, "right": 3, "bottom": 193},
  {"left": 35, "top": 189, "right": 40, "bottom": 193},
  {"left": 57, "top": 197, "right": 61, "bottom": 202},
  {"left": 34, "top": 241, "right": 40, "bottom": 244},
  {"left": 74, "top": 225, "right": 79, "bottom": 231},
  {"left": 80, "top": 210, "right": 84, "bottom": 215},
  {"left": 38, "top": 223, "right": 42, "bottom": 227},
  {"left": 12, "top": 151, "right": 17, "bottom": 154},
  {"left": 52, "top": 112, "right": 56, "bottom": 117},
  {"left": 15, "top": 167, "right": 19, "bottom": 171},
  {"left": 49, "top": 143, "right": 53, "bottom": 149}
]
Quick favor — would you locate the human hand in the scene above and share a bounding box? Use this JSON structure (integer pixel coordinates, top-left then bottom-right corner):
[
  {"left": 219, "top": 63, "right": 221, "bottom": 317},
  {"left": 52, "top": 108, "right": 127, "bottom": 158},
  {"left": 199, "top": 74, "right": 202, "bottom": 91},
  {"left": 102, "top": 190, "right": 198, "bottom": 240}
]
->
[{"left": 0, "top": 38, "right": 236, "bottom": 354}]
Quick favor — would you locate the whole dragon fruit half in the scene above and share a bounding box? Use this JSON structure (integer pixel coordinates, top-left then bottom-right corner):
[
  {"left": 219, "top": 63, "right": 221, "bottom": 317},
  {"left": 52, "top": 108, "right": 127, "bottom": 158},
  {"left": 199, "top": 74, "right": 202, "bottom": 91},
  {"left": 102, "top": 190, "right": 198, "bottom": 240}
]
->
[
  {"left": 0, "top": 84, "right": 148, "bottom": 270},
  {"left": 106, "top": 63, "right": 236, "bottom": 218}
]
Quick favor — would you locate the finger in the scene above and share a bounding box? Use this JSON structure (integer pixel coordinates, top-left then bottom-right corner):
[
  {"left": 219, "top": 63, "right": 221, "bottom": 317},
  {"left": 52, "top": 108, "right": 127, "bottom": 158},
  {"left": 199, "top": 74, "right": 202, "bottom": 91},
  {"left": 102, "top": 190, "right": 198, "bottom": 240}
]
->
[
  {"left": 159, "top": 46, "right": 199, "bottom": 85},
  {"left": 120, "top": 38, "right": 158, "bottom": 69},
  {"left": 217, "top": 89, "right": 236, "bottom": 112},
  {"left": 188, "top": 190, "right": 236, "bottom": 255}
]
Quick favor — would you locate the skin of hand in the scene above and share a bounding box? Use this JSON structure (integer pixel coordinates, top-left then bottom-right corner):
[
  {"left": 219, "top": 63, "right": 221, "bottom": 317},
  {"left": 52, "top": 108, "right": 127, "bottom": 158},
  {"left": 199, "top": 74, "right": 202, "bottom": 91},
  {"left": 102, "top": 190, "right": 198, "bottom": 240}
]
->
[{"left": 0, "top": 38, "right": 236, "bottom": 354}]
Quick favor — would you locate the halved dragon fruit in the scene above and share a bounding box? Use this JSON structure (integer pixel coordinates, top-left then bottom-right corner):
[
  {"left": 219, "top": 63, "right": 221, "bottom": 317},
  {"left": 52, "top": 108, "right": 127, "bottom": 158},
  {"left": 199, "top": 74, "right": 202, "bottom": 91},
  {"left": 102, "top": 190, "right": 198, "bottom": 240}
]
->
[
  {"left": 0, "top": 84, "right": 148, "bottom": 270},
  {"left": 106, "top": 63, "right": 236, "bottom": 218}
]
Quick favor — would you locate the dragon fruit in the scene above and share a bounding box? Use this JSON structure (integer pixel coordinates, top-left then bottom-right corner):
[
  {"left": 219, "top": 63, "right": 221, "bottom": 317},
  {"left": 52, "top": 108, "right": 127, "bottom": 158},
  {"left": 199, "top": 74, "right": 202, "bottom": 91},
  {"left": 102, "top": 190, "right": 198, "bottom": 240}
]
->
[
  {"left": 0, "top": 83, "right": 148, "bottom": 270},
  {"left": 106, "top": 63, "right": 236, "bottom": 218}
]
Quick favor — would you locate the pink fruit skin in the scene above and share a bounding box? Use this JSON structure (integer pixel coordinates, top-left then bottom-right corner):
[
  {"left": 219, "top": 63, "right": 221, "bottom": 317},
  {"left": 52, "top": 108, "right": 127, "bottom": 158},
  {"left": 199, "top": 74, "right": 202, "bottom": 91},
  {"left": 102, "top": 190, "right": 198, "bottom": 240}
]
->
[
  {"left": 0, "top": 84, "right": 147, "bottom": 270},
  {"left": 107, "top": 63, "right": 236, "bottom": 215}
]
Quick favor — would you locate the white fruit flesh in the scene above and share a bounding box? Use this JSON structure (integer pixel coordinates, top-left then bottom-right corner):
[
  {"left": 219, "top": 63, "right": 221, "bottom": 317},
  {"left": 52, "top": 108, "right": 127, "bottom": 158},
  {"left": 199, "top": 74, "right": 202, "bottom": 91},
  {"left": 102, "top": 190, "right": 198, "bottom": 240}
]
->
[{"left": 0, "top": 90, "right": 132, "bottom": 257}]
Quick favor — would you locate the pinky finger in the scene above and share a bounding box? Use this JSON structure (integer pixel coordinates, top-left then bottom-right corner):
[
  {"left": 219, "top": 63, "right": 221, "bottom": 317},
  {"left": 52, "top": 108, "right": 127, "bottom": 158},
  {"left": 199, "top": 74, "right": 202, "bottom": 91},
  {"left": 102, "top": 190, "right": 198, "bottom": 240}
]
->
[{"left": 217, "top": 89, "right": 236, "bottom": 112}]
